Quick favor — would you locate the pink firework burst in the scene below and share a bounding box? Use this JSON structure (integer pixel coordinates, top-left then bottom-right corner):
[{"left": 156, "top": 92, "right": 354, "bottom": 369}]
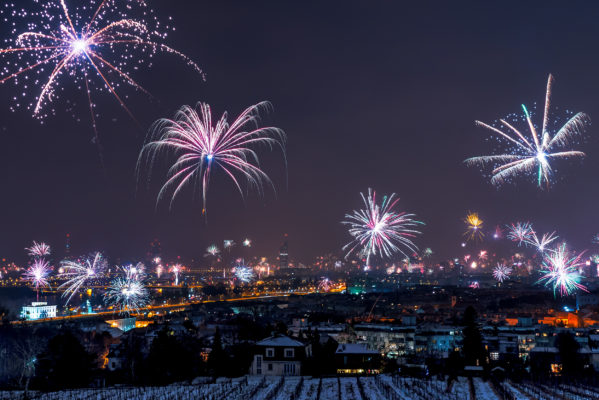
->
[
  {"left": 138, "top": 102, "right": 286, "bottom": 215},
  {"left": 538, "top": 244, "right": 588, "bottom": 297},
  {"left": 23, "top": 259, "right": 52, "bottom": 300},
  {"left": 26, "top": 241, "right": 51, "bottom": 258}
]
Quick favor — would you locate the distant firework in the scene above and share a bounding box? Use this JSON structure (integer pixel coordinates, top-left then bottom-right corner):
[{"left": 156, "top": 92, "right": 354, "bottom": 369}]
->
[
  {"left": 317, "top": 277, "right": 332, "bottom": 292},
  {"left": 234, "top": 265, "right": 254, "bottom": 283},
  {"left": 138, "top": 102, "right": 285, "bottom": 215},
  {"left": 493, "top": 225, "right": 504, "bottom": 239},
  {"left": 224, "top": 240, "right": 235, "bottom": 250},
  {"left": 465, "top": 74, "right": 589, "bottom": 188},
  {"left": 593, "top": 234, "right": 599, "bottom": 244},
  {"left": 26, "top": 241, "right": 51, "bottom": 257},
  {"left": 23, "top": 259, "right": 51, "bottom": 293},
  {"left": 492, "top": 264, "right": 512, "bottom": 283},
  {"left": 105, "top": 274, "right": 149, "bottom": 314},
  {"left": 242, "top": 238, "right": 252, "bottom": 247},
  {"left": 155, "top": 265, "right": 163, "bottom": 278},
  {"left": 170, "top": 264, "right": 183, "bottom": 286},
  {"left": 204, "top": 245, "right": 220, "bottom": 257},
  {"left": 59, "top": 252, "right": 106, "bottom": 304},
  {"left": 538, "top": 243, "right": 588, "bottom": 296},
  {"left": 422, "top": 248, "right": 433, "bottom": 258},
  {"left": 464, "top": 212, "right": 484, "bottom": 242},
  {"left": 342, "top": 188, "right": 423, "bottom": 266},
  {"left": 469, "top": 281, "right": 480, "bottom": 289},
  {"left": 526, "top": 231, "right": 558, "bottom": 253},
  {"left": 507, "top": 222, "right": 534, "bottom": 245},
  {"left": 0, "top": 0, "right": 202, "bottom": 130}
]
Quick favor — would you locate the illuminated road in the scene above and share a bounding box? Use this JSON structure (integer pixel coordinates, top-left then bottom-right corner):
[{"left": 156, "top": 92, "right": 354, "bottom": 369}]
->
[{"left": 12, "top": 287, "right": 344, "bottom": 325}]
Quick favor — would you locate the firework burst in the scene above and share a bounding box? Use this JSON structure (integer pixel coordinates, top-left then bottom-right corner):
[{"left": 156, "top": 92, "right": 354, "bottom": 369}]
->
[
  {"left": 342, "top": 188, "right": 423, "bottom": 266},
  {"left": 105, "top": 273, "right": 148, "bottom": 314},
  {"left": 234, "top": 265, "right": 254, "bottom": 283},
  {"left": 242, "top": 238, "right": 252, "bottom": 247},
  {"left": 138, "top": 101, "right": 286, "bottom": 215},
  {"left": 526, "top": 231, "right": 558, "bottom": 253},
  {"left": 23, "top": 259, "right": 52, "bottom": 299},
  {"left": 464, "top": 212, "right": 484, "bottom": 242},
  {"left": 59, "top": 252, "right": 106, "bottom": 304},
  {"left": 204, "top": 245, "right": 220, "bottom": 258},
  {"left": 492, "top": 263, "right": 512, "bottom": 283},
  {"left": 317, "top": 277, "right": 332, "bottom": 292},
  {"left": 465, "top": 74, "right": 589, "bottom": 187},
  {"left": 170, "top": 264, "right": 183, "bottom": 286},
  {"left": 507, "top": 222, "right": 534, "bottom": 245},
  {"left": 26, "top": 241, "right": 51, "bottom": 258},
  {"left": 0, "top": 0, "right": 202, "bottom": 131},
  {"left": 538, "top": 243, "right": 587, "bottom": 296}
]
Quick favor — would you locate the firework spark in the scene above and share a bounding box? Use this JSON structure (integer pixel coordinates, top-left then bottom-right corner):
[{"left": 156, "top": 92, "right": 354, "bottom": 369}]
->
[
  {"left": 507, "top": 222, "right": 534, "bottom": 245},
  {"left": 493, "top": 225, "right": 504, "bottom": 239},
  {"left": 492, "top": 263, "right": 512, "bottom": 283},
  {"left": 23, "top": 259, "right": 51, "bottom": 298},
  {"left": 422, "top": 248, "right": 433, "bottom": 258},
  {"left": 464, "top": 212, "right": 484, "bottom": 242},
  {"left": 342, "top": 188, "right": 423, "bottom": 266},
  {"left": 138, "top": 102, "right": 286, "bottom": 214},
  {"left": 59, "top": 252, "right": 106, "bottom": 305},
  {"left": 105, "top": 273, "right": 148, "bottom": 314},
  {"left": 465, "top": 74, "right": 589, "bottom": 187},
  {"left": 224, "top": 240, "right": 235, "bottom": 250},
  {"left": 538, "top": 243, "right": 588, "bottom": 296},
  {"left": 0, "top": 0, "right": 202, "bottom": 134},
  {"left": 26, "top": 241, "right": 51, "bottom": 258},
  {"left": 242, "top": 238, "right": 252, "bottom": 247}
]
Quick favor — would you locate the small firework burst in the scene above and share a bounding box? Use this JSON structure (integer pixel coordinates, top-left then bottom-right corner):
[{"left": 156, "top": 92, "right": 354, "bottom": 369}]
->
[
  {"left": 26, "top": 241, "right": 51, "bottom": 258},
  {"left": 317, "top": 277, "right": 332, "bottom": 292},
  {"left": 478, "top": 250, "right": 488, "bottom": 261},
  {"left": 507, "top": 222, "right": 534, "bottom": 245},
  {"left": 104, "top": 274, "right": 149, "bottom": 314},
  {"left": 422, "top": 248, "right": 433, "bottom": 258},
  {"left": 23, "top": 259, "right": 51, "bottom": 293},
  {"left": 204, "top": 245, "right": 220, "bottom": 257},
  {"left": 234, "top": 263, "right": 254, "bottom": 283},
  {"left": 526, "top": 231, "right": 558, "bottom": 253},
  {"left": 224, "top": 240, "right": 235, "bottom": 250},
  {"left": 538, "top": 243, "right": 587, "bottom": 297},
  {"left": 464, "top": 212, "right": 484, "bottom": 242},
  {"left": 492, "top": 264, "right": 512, "bottom": 283},
  {"left": 242, "top": 238, "right": 252, "bottom": 247},
  {"left": 170, "top": 264, "right": 183, "bottom": 286}
]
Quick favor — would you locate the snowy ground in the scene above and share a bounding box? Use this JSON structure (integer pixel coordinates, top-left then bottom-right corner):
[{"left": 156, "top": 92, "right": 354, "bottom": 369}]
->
[{"left": 1, "top": 375, "right": 597, "bottom": 400}]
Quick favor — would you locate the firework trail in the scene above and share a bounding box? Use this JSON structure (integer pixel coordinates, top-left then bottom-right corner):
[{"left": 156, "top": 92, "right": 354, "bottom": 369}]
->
[
  {"left": 155, "top": 265, "right": 163, "bottom": 278},
  {"left": 492, "top": 263, "right": 512, "bottom": 283},
  {"left": 0, "top": 0, "right": 203, "bottom": 151},
  {"left": 26, "top": 241, "right": 51, "bottom": 258},
  {"left": 59, "top": 252, "right": 106, "bottom": 305},
  {"left": 465, "top": 74, "right": 589, "bottom": 187},
  {"left": 493, "top": 225, "right": 504, "bottom": 239},
  {"left": 105, "top": 272, "right": 149, "bottom": 314},
  {"left": 342, "top": 188, "right": 423, "bottom": 266},
  {"left": 538, "top": 243, "right": 587, "bottom": 296},
  {"left": 464, "top": 212, "right": 484, "bottom": 242},
  {"left": 138, "top": 102, "right": 286, "bottom": 215},
  {"left": 507, "top": 222, "right": 534, "bottom": 245},
  {"left": 23, "top": 259, "right": 51, "bottom": 300}
]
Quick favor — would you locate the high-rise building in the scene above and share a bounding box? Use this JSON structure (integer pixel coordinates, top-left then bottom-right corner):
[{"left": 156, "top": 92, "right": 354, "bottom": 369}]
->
[{"left": 279, "top": 241, "right": 289, "bottom": 269}]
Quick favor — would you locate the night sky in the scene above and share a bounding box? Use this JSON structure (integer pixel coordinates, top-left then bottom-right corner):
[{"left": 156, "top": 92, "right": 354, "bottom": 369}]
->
[{"left": 1, "top": 0, "right": 599, "bottom": 264}]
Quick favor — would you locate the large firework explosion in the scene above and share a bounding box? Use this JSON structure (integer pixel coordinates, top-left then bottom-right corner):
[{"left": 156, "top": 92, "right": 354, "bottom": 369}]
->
[
  {"left": 233, "top": 261, "right": 254, "bottom": 283},
  {"left": 0, "top": 0, "right": 202, "bottom": 147},
  {"left": 342, "top": 188, "right": 423, "bottom": 266},
  {"left": 464, "top": 212, "right": 484, "bottom": 242},
  {"left": 492, "top": 263, "right": 512, "bottom": 283},
  {"left": 465, "top": 74, "right": 589, "bottom": 187},
  {"left": 26, "top": 241, "right": 51, "bottom": 258},
  {"left": 138, "top": 101, "right": 286, "bottom": 215},
  {"left": 538, "top": 243, "right": 588, "bottom": 297},
  {"left": 59, "top": 252, "right": 107, "bottom": 305}
]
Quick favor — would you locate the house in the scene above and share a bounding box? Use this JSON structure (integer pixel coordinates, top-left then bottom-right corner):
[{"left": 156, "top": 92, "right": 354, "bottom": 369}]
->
[
  {"left": 249, "top": 335, "right": 311, "bottom": 376},
  {"left": 335, "top": 343, "right": 381, "bottom": 375}
]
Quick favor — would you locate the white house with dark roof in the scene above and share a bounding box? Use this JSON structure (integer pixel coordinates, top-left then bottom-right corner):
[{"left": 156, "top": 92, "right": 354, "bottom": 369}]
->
[{"left": 249, "top": 335, "right": 311, "bottom": 376}]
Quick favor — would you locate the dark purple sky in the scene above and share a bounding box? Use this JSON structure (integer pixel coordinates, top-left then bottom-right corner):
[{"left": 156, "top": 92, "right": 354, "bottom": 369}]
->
[{"left": 1, "top": 0, "right": 599, "bottom": 264}]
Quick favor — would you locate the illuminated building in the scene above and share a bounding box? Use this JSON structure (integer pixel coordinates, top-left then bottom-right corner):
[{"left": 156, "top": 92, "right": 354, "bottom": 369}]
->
[
  {"left": 20, "top": 302, "right": 56, "bottom": 320},
  {"left": 279, "top": 241, "right": 289, "bottom": 269}
]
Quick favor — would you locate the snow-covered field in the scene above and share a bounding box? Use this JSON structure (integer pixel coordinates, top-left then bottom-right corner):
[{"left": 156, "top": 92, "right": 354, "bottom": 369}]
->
[{"left": 0, "top": 375, "right": 596, "bottom": 400}]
